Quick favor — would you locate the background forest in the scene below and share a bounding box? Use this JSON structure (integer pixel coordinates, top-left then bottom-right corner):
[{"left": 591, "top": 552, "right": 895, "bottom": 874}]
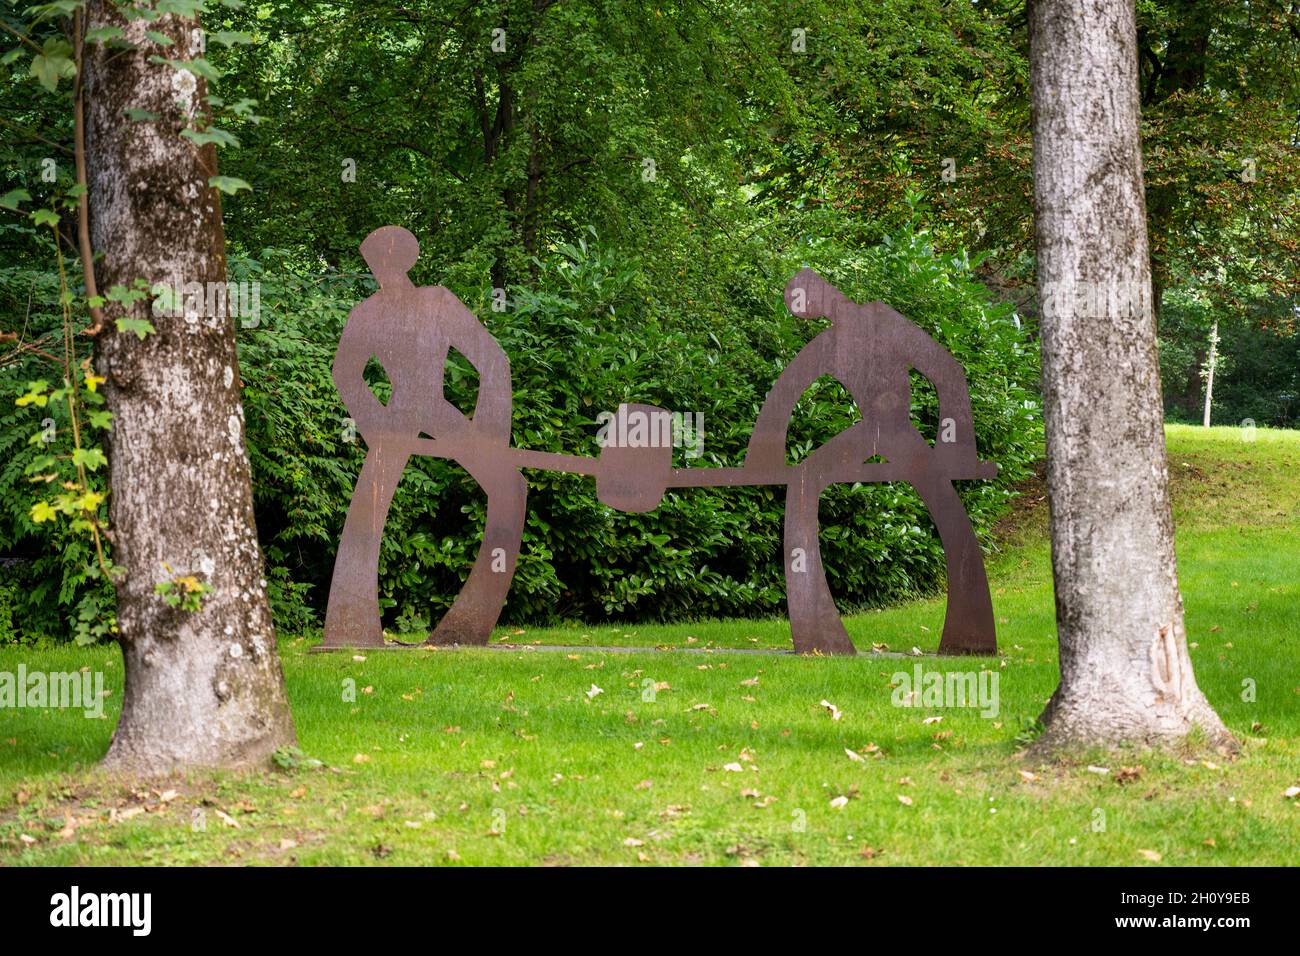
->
[{"left": 1, "top": 0, "right": 1296, "bottom": 641}]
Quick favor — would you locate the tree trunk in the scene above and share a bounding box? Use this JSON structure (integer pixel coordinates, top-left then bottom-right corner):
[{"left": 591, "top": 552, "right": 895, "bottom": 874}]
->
[
  {"left": 1029, "top": 0, "right": 1230, "bottom": 750},
  {"left": 1202, "top": 320, "right": 1218, "bottom": 427},
  {"left": 84, "top": 3, "right": 295, "bottom": 772}
]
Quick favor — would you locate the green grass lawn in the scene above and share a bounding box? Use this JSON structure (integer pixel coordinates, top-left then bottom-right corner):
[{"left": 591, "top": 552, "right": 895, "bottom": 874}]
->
[{"left": 1, "top": 424, "right": 1297, "bottom": 865}]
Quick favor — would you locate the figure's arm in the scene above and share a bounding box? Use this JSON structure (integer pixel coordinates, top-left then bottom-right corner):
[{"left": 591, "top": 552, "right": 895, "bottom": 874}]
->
[
  {"left": 745, "top": 332, "right": 837, "bottom": 472},
  {"left": 454, "top": 313, "right": 513, "bottom": 438},
  {"left": 333, "top": 314, "right": 388, "bottom": 441},
  {"left": 902, "top": 322, "right": 976, "bottom": 462}
]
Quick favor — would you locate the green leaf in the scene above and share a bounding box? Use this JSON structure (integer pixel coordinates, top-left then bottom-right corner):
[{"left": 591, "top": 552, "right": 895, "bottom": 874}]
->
[
  {"left": 157, "top": 0, "right": 207, "bottom": 15},
  {"left": 31, "top": 208, "right": 60, "bottom": 227},
  {"left": 85, "top": 25, "right": 126, "bottom": 44},
  {"left": 124, "top": 108, "right": 160, "bottom": 122},
  {"left": 30, "top": 39, "right": 77, "bottom": 92},
  {"left": 28, "top": 1, "right": 82, "bottom": 24},
  {"left": 208, "top": 175, "right": 252, "bottom": 195},
  {"left": 145, "top": 30, "right": 175, "bottom": 47},
  {"left": 181, "top": 127, "right": 241, "bottom": 149},
  {"left": 209, "top": 31, "right": 254, "bottom": 47},
  {"left": 0, "top": 188, "right": 32, "bottom": 211},
  {"left": 30, "top": 501, "right": 58, "bottom": 523},
  {"left": 71, "top": 447, "right": 108, "bottom": 471},
  {"left": 115, "top": 317, "right": 156, "bottom": 339},
  {"left": 105, "top": 283, "right": 149, "bottom": 305},
  {"left": 149, "top": 55, "right": 222, "bottom": 82}
]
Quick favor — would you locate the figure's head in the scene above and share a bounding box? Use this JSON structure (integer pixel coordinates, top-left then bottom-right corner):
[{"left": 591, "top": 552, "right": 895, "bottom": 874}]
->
[
  {"left": 785, "top": 266, "right": 839, "bottom": 321},
  {"left": 360, "top": 226, "right": 419, "bottom": 289}
]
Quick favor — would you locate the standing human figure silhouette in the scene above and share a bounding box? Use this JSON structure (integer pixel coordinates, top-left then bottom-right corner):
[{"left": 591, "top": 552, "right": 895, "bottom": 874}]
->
[
  {"left": 744, "top": 268, "right": 995, "bottom": 655},
  {"left": 322, "top": 226, "right": 526, "bottom": 648}
]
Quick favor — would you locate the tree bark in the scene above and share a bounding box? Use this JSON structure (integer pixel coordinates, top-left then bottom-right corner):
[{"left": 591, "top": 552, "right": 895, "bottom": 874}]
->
[
  {"left": 84, "top": 3, "right": 295, "bottom": 771},
  {"left": 1029, "top": 0, "right": 1230, "bottom": 750}
]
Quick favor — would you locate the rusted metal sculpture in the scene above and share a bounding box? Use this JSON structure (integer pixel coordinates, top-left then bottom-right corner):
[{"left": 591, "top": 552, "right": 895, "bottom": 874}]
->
[{"left": 322, "top": 226, "right": 998, "bottom": 656}]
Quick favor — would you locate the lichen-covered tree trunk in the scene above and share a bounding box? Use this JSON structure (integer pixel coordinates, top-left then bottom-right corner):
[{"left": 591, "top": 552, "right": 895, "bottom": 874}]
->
[
  {"left": 1029, "top": 0, "right": 1230, "bottom": 750},
  {"left": 84, "top": 3, "right": 295, "bottom": 771}
]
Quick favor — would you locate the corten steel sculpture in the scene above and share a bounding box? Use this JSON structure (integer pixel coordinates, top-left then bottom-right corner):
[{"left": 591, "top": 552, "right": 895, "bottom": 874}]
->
[{"left": 323, "top": 226, "right": 999, "bottom": 656}]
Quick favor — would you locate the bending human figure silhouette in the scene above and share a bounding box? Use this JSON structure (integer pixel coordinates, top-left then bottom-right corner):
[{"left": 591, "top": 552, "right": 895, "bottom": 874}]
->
[
  {"left": 744, "top": 268, "right": 995, "bottom": 655},
  {"left": 322, "top": 226, "right": 526, "bottom": 648}
]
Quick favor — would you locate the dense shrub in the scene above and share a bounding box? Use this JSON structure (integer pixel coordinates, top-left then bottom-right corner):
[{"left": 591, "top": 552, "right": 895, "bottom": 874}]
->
[{"left": 0, "top": 266, "right": 116, "bottom": 641}]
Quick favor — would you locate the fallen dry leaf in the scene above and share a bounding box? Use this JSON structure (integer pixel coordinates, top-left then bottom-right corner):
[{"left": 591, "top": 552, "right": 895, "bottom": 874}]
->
[
  {"left": 214, "top": 809, "right": 240, "bottom": 829},
  {"left": 819, "top": 699, "right": 843, "bottom": 721}
]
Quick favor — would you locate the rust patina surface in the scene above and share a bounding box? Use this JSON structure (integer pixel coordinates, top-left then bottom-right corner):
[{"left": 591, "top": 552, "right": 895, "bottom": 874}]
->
[{"left": 323, "top": 226, "right": 998, "bottom": 655}]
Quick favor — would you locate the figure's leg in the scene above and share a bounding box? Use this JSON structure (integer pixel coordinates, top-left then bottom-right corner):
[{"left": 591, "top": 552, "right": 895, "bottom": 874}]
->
[
  {"left": 911, "top": 476, "right": 996, "bottom": 655},
  {"left": 323, "top": 443, "right": 411, "bottom": 648},
  {"left": 427, "top": 457, "right": 527, "bottom": 646},
  {"left": 784, "top": 469, "right": 856, "bottom": 655}
]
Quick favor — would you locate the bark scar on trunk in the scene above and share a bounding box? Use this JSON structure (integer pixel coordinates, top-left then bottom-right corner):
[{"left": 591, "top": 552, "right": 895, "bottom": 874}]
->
[{"left": 1148, "top": 622, "right": 1185, "bottom": 705}]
